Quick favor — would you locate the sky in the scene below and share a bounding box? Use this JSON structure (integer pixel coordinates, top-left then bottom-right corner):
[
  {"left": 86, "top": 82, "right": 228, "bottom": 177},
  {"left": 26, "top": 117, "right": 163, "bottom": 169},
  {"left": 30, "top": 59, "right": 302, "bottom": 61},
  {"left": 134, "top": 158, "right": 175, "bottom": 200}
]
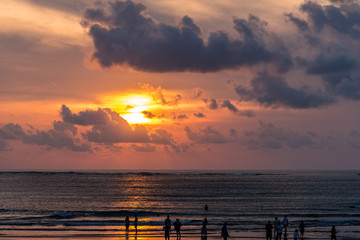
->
[{"left": 1, "top": 0, "right": 360, "bottom": 170}]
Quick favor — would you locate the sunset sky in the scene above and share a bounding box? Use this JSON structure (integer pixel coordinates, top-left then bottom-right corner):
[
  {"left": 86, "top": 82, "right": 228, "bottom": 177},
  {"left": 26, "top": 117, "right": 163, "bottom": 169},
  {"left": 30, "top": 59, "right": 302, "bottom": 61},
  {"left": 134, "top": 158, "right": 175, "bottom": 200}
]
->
[{"left": 1, "top": 0, "right": 360, "bottom": 169}]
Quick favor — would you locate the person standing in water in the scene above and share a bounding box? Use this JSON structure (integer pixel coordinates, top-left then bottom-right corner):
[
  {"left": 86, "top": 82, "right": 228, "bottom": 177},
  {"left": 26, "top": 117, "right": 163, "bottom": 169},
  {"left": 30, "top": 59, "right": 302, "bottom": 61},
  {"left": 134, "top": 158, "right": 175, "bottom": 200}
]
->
[
  {"left": 163, "top": 215, "right": 171, "bottom": 240},
  {"left": 173, "top": 219, "right": 181, "bottom": 239},
  {"left": 283, "top": 215, "right": 288, "bottom": 233},
  {"left": 201, "top": 217, "right": 208, "bottom": 238},
  {"left": 299, "top": 221, "right": 305, "bottom": 239},
  {"left": 134, "top": 215, "right": 138, "bottom": 234},
  {"left": 266, "top": 220, "right": 273, "bottom": 240},
  {"left": 221, "top": 222, "right": 230, "bottom": 240},
  {"left": 293, "top": 229, "right": 299, "bottom": 240},
  {"left": 277, "top": 223, "right": 283, "bottom": 240},
  {"left": 274, "top": 217, "right": 279, "bottom": 239},
  {"left": 125, "top": 216, "right": 130, "bottom": 232},
  {"left": 204, "top": 204, "right": 209, "bottom": 211},
  {"left": 331, "top": 226, "right": 337, "bottom": 240}
]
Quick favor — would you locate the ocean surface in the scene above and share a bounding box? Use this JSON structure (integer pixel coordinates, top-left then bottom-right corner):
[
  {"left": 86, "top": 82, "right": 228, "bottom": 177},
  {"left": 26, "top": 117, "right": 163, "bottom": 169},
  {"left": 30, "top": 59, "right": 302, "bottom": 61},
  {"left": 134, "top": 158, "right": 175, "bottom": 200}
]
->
[{"left": 0, "top": 170, "right": 359, "bottom": 239}]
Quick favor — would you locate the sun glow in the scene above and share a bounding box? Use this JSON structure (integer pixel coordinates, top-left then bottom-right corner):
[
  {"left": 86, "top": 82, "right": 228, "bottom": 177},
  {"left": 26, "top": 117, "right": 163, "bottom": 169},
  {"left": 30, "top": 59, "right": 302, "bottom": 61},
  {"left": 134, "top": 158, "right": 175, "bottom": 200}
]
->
[{"left": 103, "top": 94, "right": 156, "bottom": 124}]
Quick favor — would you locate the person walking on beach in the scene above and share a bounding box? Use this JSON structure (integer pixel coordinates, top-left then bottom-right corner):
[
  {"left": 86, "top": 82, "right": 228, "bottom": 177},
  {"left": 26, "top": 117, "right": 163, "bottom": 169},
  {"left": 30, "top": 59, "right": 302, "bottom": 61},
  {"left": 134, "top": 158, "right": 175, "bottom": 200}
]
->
[
  {"left": 266, "top": 220, "right": 273, "bottom": 240},
  {"left": 134, "top": 215, "right": 138, "bottom": 233},
  {"left": 293, "top": 229, "right": 299, "bottom": 240},
  {"left": 299, "top": 221, "right": 305, "bottom": 239},
  {"left": 173, "top": 219, "right": 181, "bottom": 239},
  {"left": 277, "top": 223, "right": 283, "bottom": 240},
  {"left": 201, "top": 217, "right": 208, "bottom": 238},
  {"left": 125, "top": 216, "right": 130, "bottom": 232},
  {"left": 331, "top": 226, "right": 337, "bottom": 240},
  {"left": 221, "top": 222, "right": 230, "bottom": 240},
  {"left": 283, "top": 215, "right": 288, "bottom": 233},
  {"left": 274, "top": 217, "right": 279, "bottom": 239},
  {"left": 163, "top": 215, "right": 171, "bottom": 240}
]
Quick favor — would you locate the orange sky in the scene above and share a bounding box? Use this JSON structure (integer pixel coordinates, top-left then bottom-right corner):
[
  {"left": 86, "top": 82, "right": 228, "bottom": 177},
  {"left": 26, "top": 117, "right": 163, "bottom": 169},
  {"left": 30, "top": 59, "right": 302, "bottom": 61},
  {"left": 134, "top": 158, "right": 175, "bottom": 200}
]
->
[{"left": 1, "top": 0, "right": 360, "bottom": 169}]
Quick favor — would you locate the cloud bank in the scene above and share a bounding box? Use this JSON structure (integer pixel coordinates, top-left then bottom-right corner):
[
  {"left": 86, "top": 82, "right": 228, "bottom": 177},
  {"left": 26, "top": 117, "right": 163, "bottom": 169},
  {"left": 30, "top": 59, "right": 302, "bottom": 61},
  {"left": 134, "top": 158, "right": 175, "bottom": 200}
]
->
[{"left": 83, "top": 0, "right": 292, "bottom": 73}]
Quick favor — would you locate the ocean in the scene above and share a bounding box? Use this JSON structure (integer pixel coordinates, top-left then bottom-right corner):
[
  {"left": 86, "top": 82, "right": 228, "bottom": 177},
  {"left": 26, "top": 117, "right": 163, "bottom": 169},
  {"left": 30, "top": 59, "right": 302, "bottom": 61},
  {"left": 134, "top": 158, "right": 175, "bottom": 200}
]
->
[{"left": 0, "top": 170, "right": 359, "bottom": 239}]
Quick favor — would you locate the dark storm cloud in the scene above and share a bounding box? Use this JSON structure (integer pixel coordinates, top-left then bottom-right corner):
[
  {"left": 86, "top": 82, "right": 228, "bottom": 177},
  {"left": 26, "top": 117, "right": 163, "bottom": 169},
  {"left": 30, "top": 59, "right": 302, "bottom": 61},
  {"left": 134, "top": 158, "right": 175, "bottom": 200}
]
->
[
  {"left": 307, "top": 48, "right": 357, "bottom": 75},
  {"left": 83, "top": 0, "right": 292, "bottom": 73},
  {"left": 235, "top": 72, "right": 335, "bottom": 108},
  {"left": 300, "top": 1, "right": 360, "bottom": 39},
  {"left": 322, "top": 73, "right": 360, "bottom": 100},
  {"left": 284, "top": 13, "right": 309, "bottom": 31}
]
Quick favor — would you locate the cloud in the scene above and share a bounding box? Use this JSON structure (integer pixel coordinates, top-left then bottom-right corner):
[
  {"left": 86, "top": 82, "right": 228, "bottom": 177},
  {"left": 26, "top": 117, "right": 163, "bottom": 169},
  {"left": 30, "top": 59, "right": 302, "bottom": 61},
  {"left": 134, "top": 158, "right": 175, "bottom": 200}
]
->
[
  {"left": 23, "top": 121, "right": 91, "bottom": 152},
  {"left": 241, "top": 121, "right": 318, "bottom": 149},
  {"left": 194, "top": 112, "right": 205, "bottom": 118},
  {"left": 184, "top": 126, "right": 228, "bottom": 144},
  {"left": 142, "top": 110, "right": 156, "bottom": 119},
  {"left": 0, "top": 123, "right": 25, "bottom": 140},
  {"left": 149, "top": 129, "right": 174, "bottom": 145},
  {"left": 322, "top": 73, "right": 360, "bottom": 100},
  {"left": 220, "top": 100, "right": 255, "bottom": 117},
  {"left": 235, "top": 72, "right": 335, "bottom": 108},
  {"left": 203, "top": 98, "right": 255, "bottom": 116},
  {"left": 284, "top": 13, "right": 309, "bottom": 32},
  {"left": 300, "top": 1, "right": 360, "bottom": 39},
  {"left": 83, "top": 0, "right": 292, "bottom": 73},
  {"left": 130, "top": 144, "right": 156, "bottom": 152},
  {"left": 307, "top": 48, "right": 357, "bottom": 75},
  {"left": 61, "top": 104, "right": 110, "bottom": 125},
  {"left": 85, "top": 122, "right": 149, "bottom": 144}
]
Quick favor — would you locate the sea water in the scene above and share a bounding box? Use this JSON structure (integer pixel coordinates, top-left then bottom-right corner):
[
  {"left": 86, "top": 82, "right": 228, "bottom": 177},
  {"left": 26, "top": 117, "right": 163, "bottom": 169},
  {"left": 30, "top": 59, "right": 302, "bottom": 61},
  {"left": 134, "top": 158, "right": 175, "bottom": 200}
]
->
[{"left": 0, "top": 170, "right": 359, "bottom": 239}]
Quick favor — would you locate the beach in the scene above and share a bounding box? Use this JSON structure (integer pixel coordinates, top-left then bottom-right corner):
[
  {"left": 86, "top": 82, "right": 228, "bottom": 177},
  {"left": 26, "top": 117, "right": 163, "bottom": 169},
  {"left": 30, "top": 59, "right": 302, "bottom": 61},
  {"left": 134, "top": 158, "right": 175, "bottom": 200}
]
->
[{"left": 0, "top": 171, "right": 359, "bottom": 239}]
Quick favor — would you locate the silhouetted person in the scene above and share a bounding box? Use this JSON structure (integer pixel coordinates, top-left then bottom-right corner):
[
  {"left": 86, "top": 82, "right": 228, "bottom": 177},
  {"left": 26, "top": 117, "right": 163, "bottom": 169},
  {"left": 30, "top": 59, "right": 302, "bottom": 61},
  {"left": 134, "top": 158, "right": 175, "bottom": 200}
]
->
[
  {"left": 134, "top": 214, "right": 138, "bottom": 233},
  {"left": 173, "top": 218, "right": 181, "bottom": 239},
  {"left": 274, "top": 217, "right": 279, "bottom": 239},
  {"left": 221, "top": 222, "right": 229, "bottom": 240},
  {"left": 299, "top": 221, "right": 305, "bottom": 239},
  {"left": 331, "top": 226, "right": 337, "bottom": 240},
  {"left": 204, "top": 204, "right": 209, "bottom": 211},
  {"left": 266, "top": 220, "right": 273, "bottom": 240},
  {"left": 283, "top": 215, "right": 288, "bottom": 233},
  {"left": 125, "top": 216, "right": 130, "bottom": 232},
  {"left": 201, "top": 217, "right": 208, "bottom": 237},
  {"left": 277, "top": 223, "right": 283, "bottom": 240},
  {"left": 293, "top": 229, "right": 299, "bottom": 240},
  {"left": 283, "top": 232, "right": 288, "bottom": 240},
  {"left": 163, "top": 215, "right": 171, "bottom": 240}
]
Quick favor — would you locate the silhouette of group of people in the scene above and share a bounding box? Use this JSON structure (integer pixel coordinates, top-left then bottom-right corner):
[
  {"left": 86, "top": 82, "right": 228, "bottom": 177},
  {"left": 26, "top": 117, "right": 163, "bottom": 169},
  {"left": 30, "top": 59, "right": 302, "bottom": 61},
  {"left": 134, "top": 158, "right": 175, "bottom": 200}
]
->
[
  {"left": 124, "top": 214, "right": 138, "bottom": 233},
  {"left": 123, "top": 209, "right": 338, "bottom": 240},
  {"left": 266, "top": 216, "right": 337, "bottom": 240}
]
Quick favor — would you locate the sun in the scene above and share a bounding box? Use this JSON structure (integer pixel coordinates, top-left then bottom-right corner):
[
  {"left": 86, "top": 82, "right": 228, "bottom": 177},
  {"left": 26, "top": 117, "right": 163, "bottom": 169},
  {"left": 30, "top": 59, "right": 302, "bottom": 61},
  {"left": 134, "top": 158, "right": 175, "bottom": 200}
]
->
[{"left": 103, "top": 94, "right": 155, "bottom": 124}]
